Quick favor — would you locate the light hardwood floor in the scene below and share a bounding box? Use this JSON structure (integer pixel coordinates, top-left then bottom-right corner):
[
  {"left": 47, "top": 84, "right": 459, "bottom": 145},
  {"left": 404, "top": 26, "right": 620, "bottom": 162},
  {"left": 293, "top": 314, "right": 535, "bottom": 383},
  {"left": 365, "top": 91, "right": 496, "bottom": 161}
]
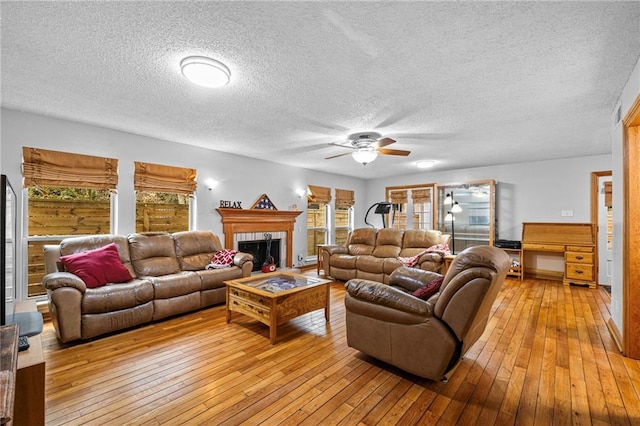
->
[{"left": 41, "top": 277, "right": 640, "bottom": 425}]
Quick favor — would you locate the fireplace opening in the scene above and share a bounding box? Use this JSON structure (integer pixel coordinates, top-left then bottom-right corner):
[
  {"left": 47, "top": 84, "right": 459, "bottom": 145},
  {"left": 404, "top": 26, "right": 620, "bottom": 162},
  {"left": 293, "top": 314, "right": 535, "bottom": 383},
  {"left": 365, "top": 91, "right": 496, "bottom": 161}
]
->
[{"left": 238, "top": 239, "right": 281, "bottom": 272}]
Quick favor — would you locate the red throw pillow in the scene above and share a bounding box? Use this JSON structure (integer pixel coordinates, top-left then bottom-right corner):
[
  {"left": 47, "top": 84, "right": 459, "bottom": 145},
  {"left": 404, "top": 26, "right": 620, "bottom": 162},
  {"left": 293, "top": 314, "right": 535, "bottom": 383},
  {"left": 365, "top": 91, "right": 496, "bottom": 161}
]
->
[
  {"left": 207, "top": 249, "right": 237, "bottom": 269},
  {"left": 60, "top": 243, "right": 134, "bottom": 288},
  {"left": 412, "top": 276, "right": 444, "bottom": 300}
]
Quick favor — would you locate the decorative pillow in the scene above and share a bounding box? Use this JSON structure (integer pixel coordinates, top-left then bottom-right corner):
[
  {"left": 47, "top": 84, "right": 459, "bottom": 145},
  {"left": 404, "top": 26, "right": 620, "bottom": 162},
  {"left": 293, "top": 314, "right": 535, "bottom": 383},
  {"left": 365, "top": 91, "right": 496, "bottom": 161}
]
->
[
  {"left": 207, "top": 249, "right": 238, "bottom": 269},
  {"left": 412, "top": 276, "right": 444, "bottom": 300},
  {"left": 60, "top": 243, "right": 134, "bottom": 288},
  {"left": 397, "top": 250, "right": 428, "bottom": 267}
]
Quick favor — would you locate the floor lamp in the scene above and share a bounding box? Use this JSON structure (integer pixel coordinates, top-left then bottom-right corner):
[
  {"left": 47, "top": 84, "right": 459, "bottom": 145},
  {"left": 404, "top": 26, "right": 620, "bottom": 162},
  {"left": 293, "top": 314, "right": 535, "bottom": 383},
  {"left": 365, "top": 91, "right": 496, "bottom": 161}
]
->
[{"left": 444, "top": 191, "right": 462, "bottom": 254}]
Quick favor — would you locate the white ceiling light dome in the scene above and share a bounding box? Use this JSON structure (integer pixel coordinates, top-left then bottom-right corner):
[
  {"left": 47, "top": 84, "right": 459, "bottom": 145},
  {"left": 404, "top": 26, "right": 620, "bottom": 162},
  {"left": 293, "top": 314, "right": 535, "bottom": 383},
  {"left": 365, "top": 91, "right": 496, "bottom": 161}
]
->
[
  {"left": 180, "top": 56, "right": 231, "bottom": 88},
  {"left": 352, "top": 147, "right": 378, "bottom": 165}
]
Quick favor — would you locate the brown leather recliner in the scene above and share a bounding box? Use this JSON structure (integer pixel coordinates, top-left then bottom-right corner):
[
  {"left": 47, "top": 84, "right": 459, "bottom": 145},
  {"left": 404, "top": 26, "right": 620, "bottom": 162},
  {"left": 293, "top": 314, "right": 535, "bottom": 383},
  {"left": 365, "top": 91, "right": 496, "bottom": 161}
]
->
[{"left": 344, "top": 245, "right": 510, "bottom": 381}]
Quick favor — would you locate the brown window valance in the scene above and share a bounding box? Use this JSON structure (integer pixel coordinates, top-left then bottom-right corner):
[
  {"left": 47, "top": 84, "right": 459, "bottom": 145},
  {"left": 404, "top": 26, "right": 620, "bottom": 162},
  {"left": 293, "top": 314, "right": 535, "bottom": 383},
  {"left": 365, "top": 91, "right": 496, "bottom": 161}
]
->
[
  {"left": 389, "top": 190, "right": 407, "bottom": 204},
  {"left": 22, "top": 146, "right": 118, "bottom": 190},
  {"left": 134, "top": 161, "right": 197, "bottom": 196},
  {"left": 335, "top": 188, "right": 355, "bottom": 209},
  {"left": 411, "top": 188, "right": 431, "bottom": 204},
  {"left": 307, "top": 185, "right": 331, "bottom": 205}
]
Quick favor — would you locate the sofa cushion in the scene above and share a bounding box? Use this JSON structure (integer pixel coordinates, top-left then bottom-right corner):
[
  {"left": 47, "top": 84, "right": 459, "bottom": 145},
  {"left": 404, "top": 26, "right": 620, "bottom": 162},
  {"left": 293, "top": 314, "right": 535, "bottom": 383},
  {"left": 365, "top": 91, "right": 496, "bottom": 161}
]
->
[
  {"left": 372, "top": 226, "right": 404, "bottom": 261},
  {"left": 403, "top": 229, "right": 444, "bottom": 249},
  {"left": 173, "top": 231, "right": 223, "bottom": 270},
  {"left": 197, "top": 267, "right": 243, "bottom": 291},
  {"left": 356, "top": 255, "right": 385, "bottom": 274},
  {"left": 348, "top": 228, "right": 376, "bottom": 255},
  {"left": 60, "top": 243, "right": 134, "bottom": 288},
  {"left": 150, "top": 272, "right": 201, "bottom": 299},
  {"left": 128, "top": 233, "right": 181, "bottom": 277},
  {"left": 81, "top": 279, "right": 154, "bottom": 314}
]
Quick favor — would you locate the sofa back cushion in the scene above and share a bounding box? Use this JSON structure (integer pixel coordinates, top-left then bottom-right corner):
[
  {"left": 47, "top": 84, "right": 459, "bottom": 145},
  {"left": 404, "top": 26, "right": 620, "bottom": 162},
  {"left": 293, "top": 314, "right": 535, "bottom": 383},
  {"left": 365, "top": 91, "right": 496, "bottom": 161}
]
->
[
  {"left": 173, "top": 231, "right": 223, "bottom": 270},
  {"left": 128, "top": 233, "right": 180, "bottom": 277},
  {"left": 60, "top": 234, "right": 134, "bottom": 277},
  {"left": 348, "top": 228, "right": 377, "bottom": 255},
  {"left": 403, "top": 229, "right": 444, "bottom": 249},
  {"left": 372, "top": 228, "right": 403, "bottom": 258}
]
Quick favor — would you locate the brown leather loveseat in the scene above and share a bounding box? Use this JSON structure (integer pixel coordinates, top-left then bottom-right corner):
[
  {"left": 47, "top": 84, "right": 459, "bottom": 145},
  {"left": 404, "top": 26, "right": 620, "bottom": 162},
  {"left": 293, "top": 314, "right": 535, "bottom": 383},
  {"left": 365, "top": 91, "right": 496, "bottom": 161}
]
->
[
  {"left": 42, "top": 230, "right": 253, "bottom": 343},
  {"left": 320, "top": 227, "right": 450, "bottom": 283},
  {"left": 344, "top": 245, "right": 510, "bottom": 381}
]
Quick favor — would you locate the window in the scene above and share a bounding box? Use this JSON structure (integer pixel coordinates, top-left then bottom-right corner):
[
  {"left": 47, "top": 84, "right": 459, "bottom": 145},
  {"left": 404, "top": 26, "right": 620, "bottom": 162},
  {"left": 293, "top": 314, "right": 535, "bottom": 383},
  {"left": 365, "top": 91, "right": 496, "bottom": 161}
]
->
[
  {"left": 386, "top": 184, "right": 435, "bottom": 230},
  {"left": 22, "top": 147, "right": 118, "bottom": 298},
  {"left": 134, "top": 161, "right": 196, "bottom": 233},
  {"left": 307, "top": 185, "right": 331, "bottom": 257},
  {"left": 334, "top": 189, "right": 354, "bottom": 246}
]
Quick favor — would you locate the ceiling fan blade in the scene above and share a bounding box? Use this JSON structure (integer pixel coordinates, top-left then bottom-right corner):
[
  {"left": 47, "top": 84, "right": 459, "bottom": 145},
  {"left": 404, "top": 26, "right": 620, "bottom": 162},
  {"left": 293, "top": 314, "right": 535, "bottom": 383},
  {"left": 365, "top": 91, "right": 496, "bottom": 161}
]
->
[
  {"left": 329, "top": 142, "right": 354, "bottom": 149},
  {"left": 325, "top": 152, "right": 353, "bottom": 160},
  {"left": 378, "top": 148, "right": 411, "bottom": 156},
  {"left": 374, "top": 137, "right": 396, "bottom": 148}
]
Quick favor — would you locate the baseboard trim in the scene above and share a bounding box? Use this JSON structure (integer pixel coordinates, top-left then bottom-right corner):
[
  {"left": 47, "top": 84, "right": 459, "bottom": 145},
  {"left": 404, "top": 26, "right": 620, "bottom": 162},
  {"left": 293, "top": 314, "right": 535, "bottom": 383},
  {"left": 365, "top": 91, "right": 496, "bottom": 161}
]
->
[{"left": 606, "top": 317, "right": 624, "bottom": 354}]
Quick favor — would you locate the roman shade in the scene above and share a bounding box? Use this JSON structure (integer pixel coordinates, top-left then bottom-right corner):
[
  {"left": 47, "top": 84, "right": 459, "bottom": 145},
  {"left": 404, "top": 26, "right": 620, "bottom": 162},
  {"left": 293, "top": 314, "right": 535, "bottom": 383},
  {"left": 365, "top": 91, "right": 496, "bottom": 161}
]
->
[
  {"left": 22, "top": 147, "right": 118, "bottom": 190},
  {"left": 411, "top": 188, "right": 431, "bottom": 204},
  {"left": 307, "top": 185, "right": 331, "bottom": 205},
  {"left": 134, "top": 161, "right": 197, "bottom": 196},
  {"left": 335, "top": 189, "right": 355, "bottom": 209},
  {"left": 389, "top": 190, "right": 407, "bottom": 204}
]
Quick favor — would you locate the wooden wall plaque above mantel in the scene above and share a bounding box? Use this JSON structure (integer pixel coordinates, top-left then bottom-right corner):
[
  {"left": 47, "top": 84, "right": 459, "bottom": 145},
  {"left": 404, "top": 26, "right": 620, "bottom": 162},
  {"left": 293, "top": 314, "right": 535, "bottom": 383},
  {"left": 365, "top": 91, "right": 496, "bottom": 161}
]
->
[{"left": 216, "top": 208, "right": 303, "bottom": 267}]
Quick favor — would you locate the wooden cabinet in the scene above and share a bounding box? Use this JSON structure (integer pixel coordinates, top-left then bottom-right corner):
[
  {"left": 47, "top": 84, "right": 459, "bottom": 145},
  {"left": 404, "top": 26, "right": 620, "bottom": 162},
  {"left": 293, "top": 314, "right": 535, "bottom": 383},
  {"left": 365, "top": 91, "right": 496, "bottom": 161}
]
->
[
  {"left": 14, "top": 300, "right": 45, "bottom": 426},
  {"left": 522, "top": 222, "right": 596, "bottom": 288}
]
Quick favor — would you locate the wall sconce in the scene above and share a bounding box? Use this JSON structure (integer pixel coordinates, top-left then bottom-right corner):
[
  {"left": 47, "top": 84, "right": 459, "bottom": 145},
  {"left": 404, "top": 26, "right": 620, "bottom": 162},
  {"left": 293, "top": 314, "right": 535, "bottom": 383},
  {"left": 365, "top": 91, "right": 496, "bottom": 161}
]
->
[{"left": 204, "top": 178, "right": 218, "bottom": 191}]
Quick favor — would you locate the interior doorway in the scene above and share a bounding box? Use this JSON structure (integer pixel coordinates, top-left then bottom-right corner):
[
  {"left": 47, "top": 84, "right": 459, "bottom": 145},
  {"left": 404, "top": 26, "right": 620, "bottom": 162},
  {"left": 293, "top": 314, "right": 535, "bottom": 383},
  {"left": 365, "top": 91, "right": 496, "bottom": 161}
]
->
[{"left": 591, "top": 171, "right": 612, "bottom": 290}]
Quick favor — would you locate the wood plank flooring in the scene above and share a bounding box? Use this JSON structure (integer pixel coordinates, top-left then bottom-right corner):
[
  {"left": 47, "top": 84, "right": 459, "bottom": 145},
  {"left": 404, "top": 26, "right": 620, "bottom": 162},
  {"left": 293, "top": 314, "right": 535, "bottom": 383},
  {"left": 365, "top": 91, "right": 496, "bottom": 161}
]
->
[{"left": 40, "top": 277, "right": 640, "bottom": 425}]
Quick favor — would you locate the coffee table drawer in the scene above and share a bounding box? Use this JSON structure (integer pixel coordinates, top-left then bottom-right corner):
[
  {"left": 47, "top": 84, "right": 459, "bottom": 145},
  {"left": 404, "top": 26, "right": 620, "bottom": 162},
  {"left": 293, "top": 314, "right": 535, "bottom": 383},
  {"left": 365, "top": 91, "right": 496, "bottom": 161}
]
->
[{"left": 229, "top": 295, "right": 271, "bottom": 322}]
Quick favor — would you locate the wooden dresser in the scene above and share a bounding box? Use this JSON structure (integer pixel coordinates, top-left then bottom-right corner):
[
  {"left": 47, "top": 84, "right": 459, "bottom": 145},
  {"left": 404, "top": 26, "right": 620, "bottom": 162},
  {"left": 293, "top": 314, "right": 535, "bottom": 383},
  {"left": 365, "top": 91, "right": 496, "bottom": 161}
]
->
[{"left": 521, "top": 222, "right": 597, "bottom": 288}]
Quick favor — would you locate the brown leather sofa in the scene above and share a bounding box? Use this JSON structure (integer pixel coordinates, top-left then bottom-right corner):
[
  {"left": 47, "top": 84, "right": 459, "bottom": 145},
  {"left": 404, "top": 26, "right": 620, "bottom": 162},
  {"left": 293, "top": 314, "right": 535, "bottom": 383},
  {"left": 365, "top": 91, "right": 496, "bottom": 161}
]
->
[
  {"left": 344, "top": 245, "right": 510, "bottom": 381},
  {"left": 320, "top": 228, "right": 450, "bottom": 283},
  {"left": 42, "top": 230, "right": 253, "bottom": 343}
]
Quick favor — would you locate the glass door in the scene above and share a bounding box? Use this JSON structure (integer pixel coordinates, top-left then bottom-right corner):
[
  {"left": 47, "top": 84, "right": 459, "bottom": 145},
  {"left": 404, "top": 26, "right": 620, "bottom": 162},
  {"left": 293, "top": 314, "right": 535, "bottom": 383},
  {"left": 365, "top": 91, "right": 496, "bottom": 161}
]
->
[{"left": 436, "top": 180, "right": 496, "bottom": 254}]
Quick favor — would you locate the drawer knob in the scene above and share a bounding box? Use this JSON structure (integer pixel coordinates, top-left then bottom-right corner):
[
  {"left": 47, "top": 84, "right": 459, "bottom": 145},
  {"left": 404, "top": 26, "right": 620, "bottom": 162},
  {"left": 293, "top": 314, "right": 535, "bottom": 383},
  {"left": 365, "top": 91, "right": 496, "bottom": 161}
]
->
[
  {"left": 575, "top": 269, "right": 583, "bottom": 274},
  {"left": 576, "top": 256, "right": 584, "bottom": 260}
]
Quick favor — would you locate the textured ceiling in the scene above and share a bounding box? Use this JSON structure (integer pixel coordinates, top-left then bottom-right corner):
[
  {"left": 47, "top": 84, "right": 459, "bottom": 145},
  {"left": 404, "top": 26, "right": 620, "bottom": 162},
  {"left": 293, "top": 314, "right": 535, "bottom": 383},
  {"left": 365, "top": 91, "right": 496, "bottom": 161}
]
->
[{"left": 2, "top": 1, "right": 640, "bottom": 179}]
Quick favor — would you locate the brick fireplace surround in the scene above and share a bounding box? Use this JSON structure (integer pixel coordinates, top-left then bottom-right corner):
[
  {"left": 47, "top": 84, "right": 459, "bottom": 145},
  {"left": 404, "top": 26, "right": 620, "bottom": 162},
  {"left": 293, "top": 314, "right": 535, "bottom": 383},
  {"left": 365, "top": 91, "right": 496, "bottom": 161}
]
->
[{"left": 216, "top": 208, "right": 303, "bottom": 268}]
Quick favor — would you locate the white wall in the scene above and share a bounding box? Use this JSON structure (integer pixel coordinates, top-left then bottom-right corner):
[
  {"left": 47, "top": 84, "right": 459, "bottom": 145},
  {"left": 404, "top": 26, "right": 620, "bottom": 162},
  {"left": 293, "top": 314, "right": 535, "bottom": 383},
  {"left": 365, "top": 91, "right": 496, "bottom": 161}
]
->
[
  {"left": 365, "top": 155, "right": 611, "bottom": 239},
  {"left": 0, "top": 108, "right": 366, "bottom": 274},
  {"left": 610, "top": 56, "right": 640, "bottom": 331},
  {"left": 364, "top": 155, "right": 611, "bottom": 272}
]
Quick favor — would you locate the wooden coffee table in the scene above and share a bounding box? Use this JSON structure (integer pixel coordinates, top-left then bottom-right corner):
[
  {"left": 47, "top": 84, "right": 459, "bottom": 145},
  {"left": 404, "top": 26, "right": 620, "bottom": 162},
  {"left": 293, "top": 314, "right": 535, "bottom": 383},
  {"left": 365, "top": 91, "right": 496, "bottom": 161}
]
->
[{"left": 225, "top": 271, "right": 332, "bottom": 344}]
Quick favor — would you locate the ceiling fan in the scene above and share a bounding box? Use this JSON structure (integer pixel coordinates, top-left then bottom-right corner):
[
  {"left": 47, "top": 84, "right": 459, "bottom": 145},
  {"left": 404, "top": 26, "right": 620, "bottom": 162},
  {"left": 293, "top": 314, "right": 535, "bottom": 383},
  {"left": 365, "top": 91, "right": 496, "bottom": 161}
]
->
[{"left": 325, "top": 132, "right": 411, "bottom": 165}]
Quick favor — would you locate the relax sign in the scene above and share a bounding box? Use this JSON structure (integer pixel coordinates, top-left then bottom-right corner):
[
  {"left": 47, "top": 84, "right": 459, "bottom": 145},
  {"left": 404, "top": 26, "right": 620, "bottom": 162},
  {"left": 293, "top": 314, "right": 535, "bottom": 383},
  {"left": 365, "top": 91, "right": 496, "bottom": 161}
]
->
[{"left": 219, "top": 200, "right": 242, "bottom": 209}]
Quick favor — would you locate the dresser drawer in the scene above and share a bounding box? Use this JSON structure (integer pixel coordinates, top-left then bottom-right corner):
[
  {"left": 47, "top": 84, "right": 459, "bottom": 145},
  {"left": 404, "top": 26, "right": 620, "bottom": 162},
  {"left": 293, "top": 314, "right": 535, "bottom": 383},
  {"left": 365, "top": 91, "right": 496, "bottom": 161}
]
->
[
  {"left": 566, "top": 245, "right": 593, "bottom": 253},
  {"left": 565, "top": 252, "right": 594, "bottom": 264},
  {"left": 565, "top": 264, "right": 594, "bottom": 281}
]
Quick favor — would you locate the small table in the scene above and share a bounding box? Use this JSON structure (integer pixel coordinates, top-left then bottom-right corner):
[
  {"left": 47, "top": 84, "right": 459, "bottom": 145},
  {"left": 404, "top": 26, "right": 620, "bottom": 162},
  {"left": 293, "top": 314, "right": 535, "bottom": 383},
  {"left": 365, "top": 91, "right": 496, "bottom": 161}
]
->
[
  {"left": 225, "top": 271, "right": 332, "bottom": 344},
  {"left": 443, "top": 254, "right": 457, "bottom": 275}
]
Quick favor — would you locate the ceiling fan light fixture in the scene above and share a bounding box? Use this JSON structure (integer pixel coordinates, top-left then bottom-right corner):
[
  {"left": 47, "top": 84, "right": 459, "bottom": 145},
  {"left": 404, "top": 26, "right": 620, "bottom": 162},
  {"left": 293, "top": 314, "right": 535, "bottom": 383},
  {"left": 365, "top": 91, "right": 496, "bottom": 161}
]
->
[
  {"left": 352, "top": 148, "right": 378, "bottom": 165},
  {"left": 180, "top": 56, "right": 231, "bottom": 88}
]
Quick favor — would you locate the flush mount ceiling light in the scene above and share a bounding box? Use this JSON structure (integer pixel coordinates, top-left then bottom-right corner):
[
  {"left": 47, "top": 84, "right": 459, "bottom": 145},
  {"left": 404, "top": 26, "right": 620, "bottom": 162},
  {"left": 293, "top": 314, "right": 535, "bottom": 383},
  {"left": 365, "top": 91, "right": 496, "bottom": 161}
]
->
[
  {"left": 352, "top": 147, "right": 378, "bottom": 165},
  {"left": 180, "top": 56, "right": 230, "bottom": 88}
]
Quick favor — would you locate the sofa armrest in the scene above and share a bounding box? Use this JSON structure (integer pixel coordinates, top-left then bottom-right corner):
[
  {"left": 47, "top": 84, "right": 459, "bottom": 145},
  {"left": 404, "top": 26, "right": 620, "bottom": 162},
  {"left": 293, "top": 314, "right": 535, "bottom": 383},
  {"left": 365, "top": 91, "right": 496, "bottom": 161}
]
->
[
  {"left": 324, "top": 245, "right": 348, "bottom": 255},
  {"left": 389, "top": 266, "right": 442, "bottom": 292},
  {"left": 233, "top": 251, "right": 254, "bottom": 267},
  {"left": 42, "top": 272, "right": 87, "bottom": 293},
  {"left": 345, "top": 278, "right": 433, "bottom": 317}
]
